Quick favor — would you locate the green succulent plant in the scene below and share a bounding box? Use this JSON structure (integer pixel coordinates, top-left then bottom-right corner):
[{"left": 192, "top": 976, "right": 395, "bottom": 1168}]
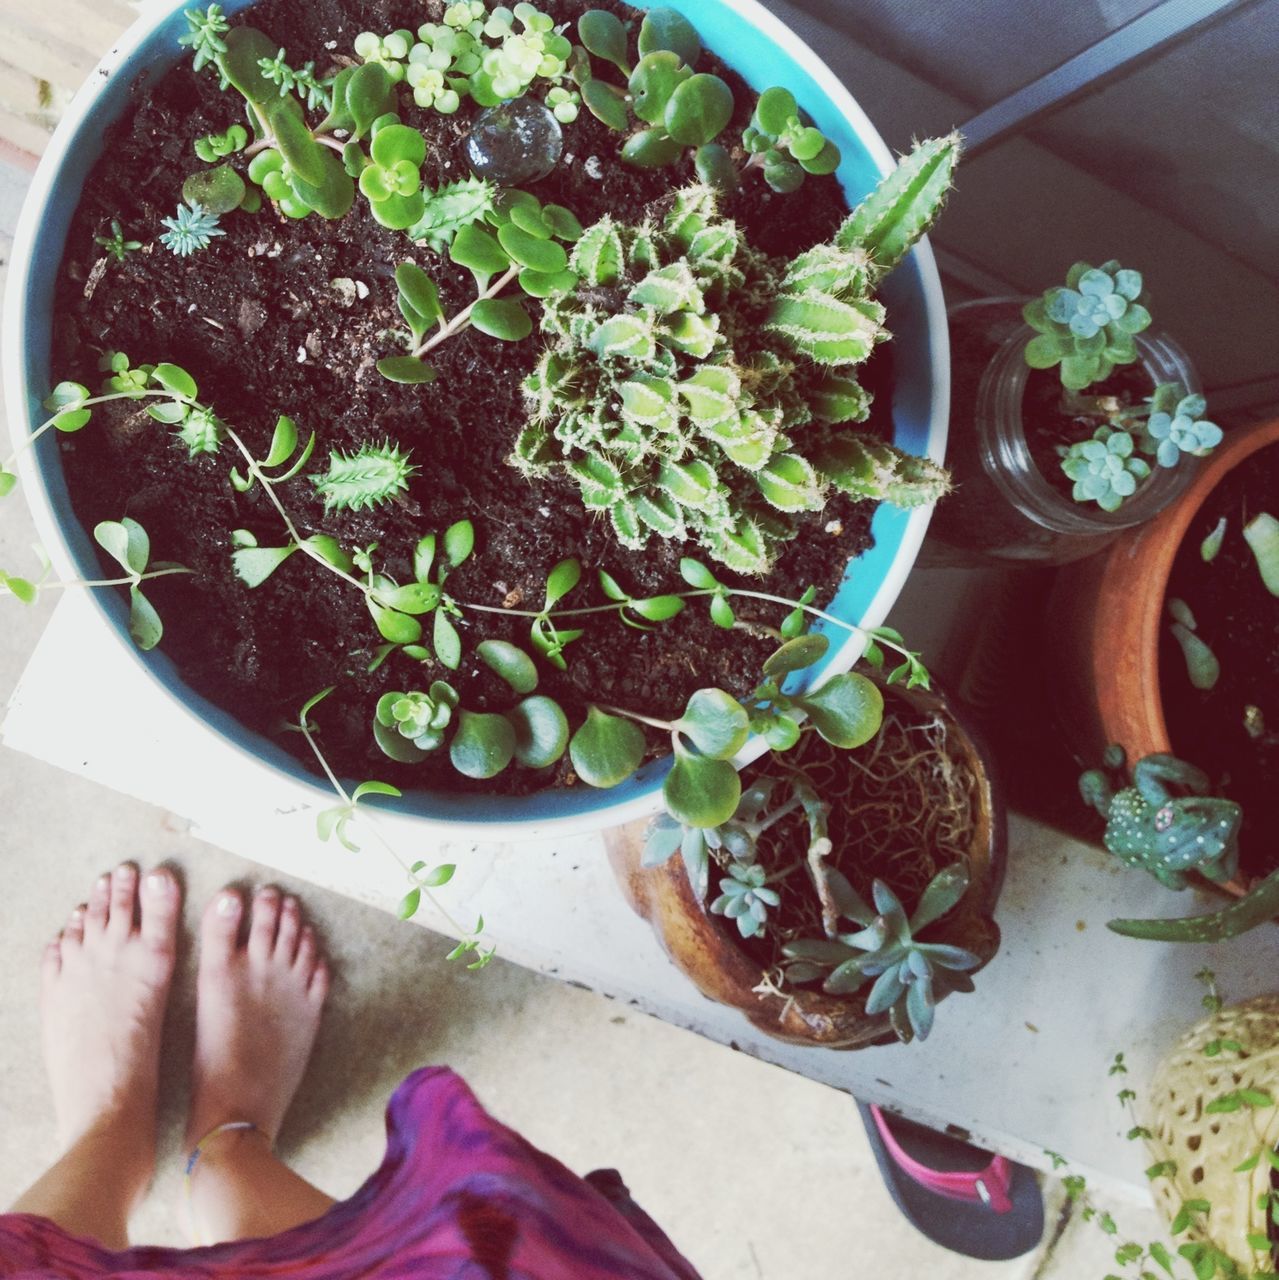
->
[
  {"left": 159, "top": 201, "right": 224, "bottom": 256},
  {"left": 710, "top": 861, "right": 780, "bottom": 939},
  {"left": 1057, "top": 382, "right": 1223, "bottom": 513},
  {"left": 1023, "top": 260, "right": 1152, "bottom": 391},
  {"left": 782, "top": 865, "right": 980, "bottom": 1042},
  {"left": 741, "top": 86, "right": 840, "bottom": 193},
  {"left": 1059, "top": 425, "right": 1151, "bottom": 513},
  {"left": 1141, "top": 386, "right": 1222, "bottom": 468},
  {"left": 357, "top": 1, "right": 573, "bottom": 115},
  {"left": 310, "top": 441, "right": 418, "bottom": 513},
  {"left": 194, "top": 124, "right": 248, "bottom": 163},
  {"left": 517, "top": 147, "right": 957, "bottom": 573},
  {"left": 352, "top": 121, "right": 430, "bottom": 230},
  {"left": 94, "top": 219, "right": 143, "bottom": 264},
  {"left": 374, "top": 683, "right": 460, "bottom": 762}
]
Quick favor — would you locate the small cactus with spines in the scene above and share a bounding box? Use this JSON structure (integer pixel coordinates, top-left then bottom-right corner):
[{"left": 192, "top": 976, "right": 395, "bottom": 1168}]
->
[{"left": 517, "top": 137, "right": 958, "bottom": 573}]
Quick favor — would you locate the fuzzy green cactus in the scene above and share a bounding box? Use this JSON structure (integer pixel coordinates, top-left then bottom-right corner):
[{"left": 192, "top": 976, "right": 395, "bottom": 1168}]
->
[{"left": 516, "top": 153, "right": 954, "bottom": 574}]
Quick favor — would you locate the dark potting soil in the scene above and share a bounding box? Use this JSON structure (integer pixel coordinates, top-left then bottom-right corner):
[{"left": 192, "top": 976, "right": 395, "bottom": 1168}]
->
[
  {"left": 50, "top": 0, "right": 895, "bottom": 794},
  {"left": 1160, "top": 443, "right": 1279, "bottom": 879},
  {"left": 931, "top": 304, "right": 1153, "bottom": 558}
]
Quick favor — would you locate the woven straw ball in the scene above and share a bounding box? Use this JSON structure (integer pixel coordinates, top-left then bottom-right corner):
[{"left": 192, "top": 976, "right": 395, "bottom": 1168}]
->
[{"left": 1145, "top": 995, "right": 1279, "bottom": 1273}]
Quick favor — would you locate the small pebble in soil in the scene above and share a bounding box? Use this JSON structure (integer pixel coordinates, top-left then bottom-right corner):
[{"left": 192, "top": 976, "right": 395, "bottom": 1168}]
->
[
  {"left": 584, "top": 155, "right": 603, "bottom": 179},
  {"left": 464, "top": 99, "right": 563, "bottom": 186}
]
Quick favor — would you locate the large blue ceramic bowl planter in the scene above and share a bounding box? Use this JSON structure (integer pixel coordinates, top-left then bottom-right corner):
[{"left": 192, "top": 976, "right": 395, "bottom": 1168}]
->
[{"left": 2, "top": 0, "right": 949, "bottom": 839}]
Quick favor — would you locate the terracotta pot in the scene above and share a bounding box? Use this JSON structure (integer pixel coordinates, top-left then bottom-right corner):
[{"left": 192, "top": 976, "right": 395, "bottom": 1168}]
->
[
  {"left": 1049, "top": 416, "right": 1279, "bottom": 891},
  {"left": 1052, "top": 416, "right": 1279, "bottom": 761},
  {"left": 605, "top": 683, "right": 1006, "bottom": 1049}
]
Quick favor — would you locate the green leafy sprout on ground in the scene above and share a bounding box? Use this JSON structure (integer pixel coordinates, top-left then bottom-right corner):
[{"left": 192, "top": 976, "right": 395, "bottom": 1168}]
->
[{"left": 1047, "top": 975, "right": 1279, "bottom": 1280}]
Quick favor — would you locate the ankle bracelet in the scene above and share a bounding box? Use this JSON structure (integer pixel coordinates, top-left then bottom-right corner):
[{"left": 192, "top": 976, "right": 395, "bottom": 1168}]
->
[{"left": 184, "top": 1120, "right": 264, "bottom": 1177}]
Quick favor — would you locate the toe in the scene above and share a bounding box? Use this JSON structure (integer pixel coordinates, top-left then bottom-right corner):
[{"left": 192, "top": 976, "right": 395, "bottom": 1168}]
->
[
  {"left": 140, "top": 868, "right": 181, "bottom": 957},
  {"left": 275, "top": 896, "right": 301, "bottom": 965},
  {"left": 247, "top": 887, "right": 282, "bottom": 964},
  {"left": 42, "top": 937, "right": 62, "bottom": 982},
  {"left": 86, "top": 874, "right": 111, "bottom": 933},
  {"left": 63, "top": 905, "right": 87, "bottom": 947},
  {"left": 294, "top": 925, "right": 317, "bottom": 978},
  {"left": 106, "top": 863, "right": 140, "bottom": 939},
  {"left": 201, "top": 887, "right": 244, "bottom": 965},
  {"left": 309, "top": 960, "right": 330, "bottom": 1004}
]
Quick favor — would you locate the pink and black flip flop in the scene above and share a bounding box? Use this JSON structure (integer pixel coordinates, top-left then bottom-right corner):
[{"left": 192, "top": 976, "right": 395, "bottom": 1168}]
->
[{"left": 858, "top": 1103, "right": 1044, "bottom": 1260}]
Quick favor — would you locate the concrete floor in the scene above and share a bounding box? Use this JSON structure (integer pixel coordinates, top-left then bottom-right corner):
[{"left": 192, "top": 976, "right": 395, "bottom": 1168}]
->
[{"left": 0, "top": 155, "right": 1160, "bottom": 1276}]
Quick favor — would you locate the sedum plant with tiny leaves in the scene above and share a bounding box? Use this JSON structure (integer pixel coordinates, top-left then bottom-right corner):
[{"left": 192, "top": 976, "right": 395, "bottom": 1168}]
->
[{"left": 517, "top": 142, "right": 958, "bottom": 574}]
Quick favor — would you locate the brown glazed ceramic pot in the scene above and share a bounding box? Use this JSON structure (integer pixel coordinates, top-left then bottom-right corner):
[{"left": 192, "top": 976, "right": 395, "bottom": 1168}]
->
[
  {"left": 605, "top": 682, "right": 1006, "bottom": 1050},
  {"left": 1048, "top": 418, "right": 1279, "bottom": 893}
]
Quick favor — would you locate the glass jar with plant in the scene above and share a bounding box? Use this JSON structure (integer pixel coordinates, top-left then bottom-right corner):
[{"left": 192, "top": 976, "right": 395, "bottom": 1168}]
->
[{"left": 930, "top": 263, "right": 1219, "bottom": 564}]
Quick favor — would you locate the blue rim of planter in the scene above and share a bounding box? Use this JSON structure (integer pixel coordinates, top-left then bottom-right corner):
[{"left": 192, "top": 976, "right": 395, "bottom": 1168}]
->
[{"left": 2, "top": 0, "right": 949, "bottom": 838}]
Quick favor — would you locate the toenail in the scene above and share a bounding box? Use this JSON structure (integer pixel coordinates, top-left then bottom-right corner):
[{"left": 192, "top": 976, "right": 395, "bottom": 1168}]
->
[
  {"left": 216, "top": 893, "right": 240, "bottom": 917},
  {"left": 283, "top": 896, "right": 299, "bottom": 912},
  {"left": 257, "top": 887, "right": 280, "bottom": 902},
  {"left": 145, "top": 871, "right": 170, "bottom": 894},
  {"left": 95, "top": 875, "right": 110, "bottom": 891},
  {"left": 116, "top": 864, "right": 137, "bottom": 881},
  {"left": 70, "top": 908, "right": 84, "bottom": 921}
]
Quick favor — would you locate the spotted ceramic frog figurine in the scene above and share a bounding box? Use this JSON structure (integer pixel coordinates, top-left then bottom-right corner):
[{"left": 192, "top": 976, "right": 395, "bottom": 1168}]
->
[{"left": 1079, "top": 752, "right": 1243, "bottom": 890}]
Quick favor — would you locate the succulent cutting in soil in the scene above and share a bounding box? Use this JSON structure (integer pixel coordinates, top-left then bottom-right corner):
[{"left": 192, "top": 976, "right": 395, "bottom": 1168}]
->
[{"left": 4, "top": 0, "right": 959, "bottom": 949}]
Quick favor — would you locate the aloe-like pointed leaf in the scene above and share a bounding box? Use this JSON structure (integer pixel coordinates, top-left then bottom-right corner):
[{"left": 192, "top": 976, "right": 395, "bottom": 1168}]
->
[
  {"left": 837, "top": 133, "right": 961, "bottom": 275},
  {"left": 506, "top": 695, "right": 570, "bottom": 769},
  {"left": 264, "top": 96, "right": 326, "bottom": 187},
  {"left": 826, "top": 867, "right": 875, "bottom": 926},
  {"left": 449, "top": 710, "right": 516, "bottom": 779},
  {"left": 782, "top": 938, "right": 856, "bottom": 964},
  {"left": 663, "top": 747, "right": 741, "bottom": 829},
  {"left": 477, "top": 639, "right": 538, "bottom": 694},
  {"left": 823, "top": 956, "right": 872, "bottom": 996},
  {"left": 905, "top": 977, "right": 935, "bottom": 1040},
  {"left": 916, "top": 943, "right": 982, "bottom": 971},
  {"left": 909, "top": 864, "right": 971, "bottom": 933},
  {"left": 762, "top": 633, "right": 830, "bottom": 678},
  {"left": 796, "top": 672, "right": 883, "bottom": 748},
  {"left": 673, "top": 689, "right": 750, "bottom": 760},
  {"left": 864, "top": 964, "right": 906, "bottom": 1016},
  {"left": 569, "top": 707, "right": 646, "bottom": 788}
]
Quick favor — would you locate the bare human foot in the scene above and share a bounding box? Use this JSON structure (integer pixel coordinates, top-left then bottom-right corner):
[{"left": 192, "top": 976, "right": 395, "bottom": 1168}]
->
[
  {"left": 186, "top": 887, "right": 330, "bottom": 1151},
  {"left": 40, "top": 863, "right": 181, "bottom": 1190}
]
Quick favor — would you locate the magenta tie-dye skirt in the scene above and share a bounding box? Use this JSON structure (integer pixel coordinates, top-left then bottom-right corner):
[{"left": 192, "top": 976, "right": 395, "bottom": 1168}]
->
[{"left": 0, "top": 1067, "right": 702, "bottom": 1278}]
